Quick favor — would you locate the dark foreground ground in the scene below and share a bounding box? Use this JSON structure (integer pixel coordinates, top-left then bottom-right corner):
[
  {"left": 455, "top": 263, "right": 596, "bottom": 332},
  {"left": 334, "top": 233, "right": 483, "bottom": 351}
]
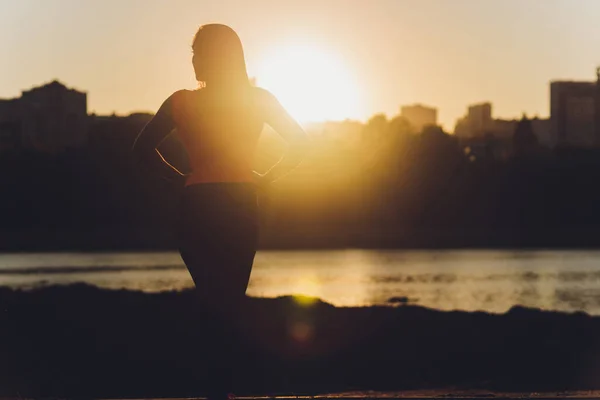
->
[
  {"left": 85, "top": 392, "right": 600, "bottom": 400},
  {"left": 3, "top": 285, "right": 600, "bottom": 398}
]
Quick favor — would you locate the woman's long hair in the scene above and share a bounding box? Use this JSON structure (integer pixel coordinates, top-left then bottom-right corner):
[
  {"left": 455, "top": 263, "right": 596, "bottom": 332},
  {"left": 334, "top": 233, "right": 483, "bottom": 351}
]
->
[{"left": 192, "top": 24, "right": 250, "bottom": 89}]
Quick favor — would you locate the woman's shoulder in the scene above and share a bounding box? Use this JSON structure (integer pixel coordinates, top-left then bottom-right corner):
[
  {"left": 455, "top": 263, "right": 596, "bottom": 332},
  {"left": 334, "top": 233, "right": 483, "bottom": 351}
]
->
[
  {"left": 170, "top": 89, "right": 197, "bottom": 102},
  {"left": 169, "top": 88, "right": 205, "bottom": 109},
  {"left": 167, "top": 89, "right": 199, "bottom": 120}
]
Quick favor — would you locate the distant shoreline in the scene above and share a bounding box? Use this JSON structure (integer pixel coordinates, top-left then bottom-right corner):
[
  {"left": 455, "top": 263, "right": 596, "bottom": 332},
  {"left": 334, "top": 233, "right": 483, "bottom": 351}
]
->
[
  {"left": 5, "top": 242, "right": 600, "bottom": 253},
  {"left": 6, "top": 225, "right": 600, "bottom": 252},
  {"left": 5, "top": 247, "right": 600, "bottom": 254}
]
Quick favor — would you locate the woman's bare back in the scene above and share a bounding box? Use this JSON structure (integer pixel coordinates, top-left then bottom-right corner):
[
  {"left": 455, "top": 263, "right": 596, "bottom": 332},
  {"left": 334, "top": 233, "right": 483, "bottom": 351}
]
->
[{"left": 171, "top": 87, "right": 267, "bottom": 185}]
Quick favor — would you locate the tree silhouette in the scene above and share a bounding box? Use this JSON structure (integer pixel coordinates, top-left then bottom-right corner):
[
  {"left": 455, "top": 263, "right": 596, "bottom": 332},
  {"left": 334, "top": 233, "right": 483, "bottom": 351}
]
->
[
  {"left": 513, "top": 114, "right": 538, "bottom": 157},
  {"left": 361, "top": 114, "right": 388, "bottom": 143},
  {"left": 388, "top": 115, "right": 413, "bottom": 137}
]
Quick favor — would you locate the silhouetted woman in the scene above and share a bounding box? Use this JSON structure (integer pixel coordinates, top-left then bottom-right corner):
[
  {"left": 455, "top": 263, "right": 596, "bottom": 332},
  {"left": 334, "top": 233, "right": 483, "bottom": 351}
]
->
[{"left": 132, "top": 24, "right": 310, "bottom": 399}]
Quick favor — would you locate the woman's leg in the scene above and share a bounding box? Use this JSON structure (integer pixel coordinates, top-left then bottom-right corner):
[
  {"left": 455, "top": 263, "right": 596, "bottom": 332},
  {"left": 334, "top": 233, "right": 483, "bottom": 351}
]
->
[
  {"left": 177, "top": 184, "right": 258, "bottom": 399},
  {"left": 180, "top": 245, "right": 256, "bottom": 399}
]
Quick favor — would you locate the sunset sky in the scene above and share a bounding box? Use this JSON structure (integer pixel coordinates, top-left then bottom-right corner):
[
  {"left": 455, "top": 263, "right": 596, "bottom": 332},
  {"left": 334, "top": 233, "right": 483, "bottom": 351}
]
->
[{"left": 2, "top": 0, "right": 600, "bottom": 129}]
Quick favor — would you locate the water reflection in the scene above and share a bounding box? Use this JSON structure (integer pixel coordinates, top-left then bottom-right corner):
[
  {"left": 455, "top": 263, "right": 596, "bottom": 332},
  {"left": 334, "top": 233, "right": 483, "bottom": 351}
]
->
[{"left": 4, "top": 250, "right": 600, "bottom": 314}]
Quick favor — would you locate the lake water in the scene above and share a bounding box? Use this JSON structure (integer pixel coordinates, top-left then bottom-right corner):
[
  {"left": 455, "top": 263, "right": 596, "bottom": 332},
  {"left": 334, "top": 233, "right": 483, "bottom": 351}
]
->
[{"left": 1, "top": 250, "right": 600, "bottom": 314}]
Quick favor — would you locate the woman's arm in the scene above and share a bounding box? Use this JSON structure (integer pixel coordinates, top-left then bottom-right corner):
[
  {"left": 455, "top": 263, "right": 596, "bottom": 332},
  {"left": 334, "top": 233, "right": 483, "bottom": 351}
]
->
[
  {"left": 132, "top": 92, "right": 186, "bottom": 184},
  {"left": 256, "top": 89, "right": 311, "bottom": 184}
]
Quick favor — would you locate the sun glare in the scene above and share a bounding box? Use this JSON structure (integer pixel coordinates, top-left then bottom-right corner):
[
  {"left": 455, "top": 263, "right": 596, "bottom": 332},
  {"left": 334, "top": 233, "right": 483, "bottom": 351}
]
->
[
  {"left": 290, "top": 274, "right": 322, "bottom": 306},
  {"left": 255, "top": 44, "right": 362, "bottom": 124}
]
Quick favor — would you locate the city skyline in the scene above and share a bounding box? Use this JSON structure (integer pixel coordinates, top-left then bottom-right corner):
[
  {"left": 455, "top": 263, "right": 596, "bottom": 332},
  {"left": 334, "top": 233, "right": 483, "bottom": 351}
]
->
[
  {"left": 0, "top": 75, "right": 582, "bottom": 130},
  {"left": 3, "top": 0, "right": 600, "bottom": 129}
]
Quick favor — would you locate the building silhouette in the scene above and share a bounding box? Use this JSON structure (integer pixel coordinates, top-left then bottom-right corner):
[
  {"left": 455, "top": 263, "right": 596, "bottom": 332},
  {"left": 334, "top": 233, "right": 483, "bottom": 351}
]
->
[
  {"left": 400, "top": 104, "right": 437, "bottom": 133},
  {"left": 455, "top": 102, "right": 550, "bottom": 146},
  {"left": 454, "top": 103, "right": 494, "bottom": 139},
  {"left": 550, "top": 80, "right": 596, "bottom": 148},
  {"left": 4, "top": 71, "right": 600, "bottom": 155},
  {"left": 0, "top": 80, "right": 88, "bottom": 152},
  {"left": 467, "top": 103, "right": 492, "bottom": 137}
]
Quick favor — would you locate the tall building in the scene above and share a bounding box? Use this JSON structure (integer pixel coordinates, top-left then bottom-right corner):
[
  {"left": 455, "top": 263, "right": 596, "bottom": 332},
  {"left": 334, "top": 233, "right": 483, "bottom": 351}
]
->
[
  {"left": 550, "top": 80, "right": 596, "bottom": 148},
  {"left": 454, "top": 102, "right": 493, "bottom": 138},
  {"left": 20, "top": 80, "right": 88, "bottom": 152},
  {"left": 467, "top": 103, "right": 493, "bottom": 136},
  {"left": 400, "top": 104, "right": 437, "bottom": 133}
]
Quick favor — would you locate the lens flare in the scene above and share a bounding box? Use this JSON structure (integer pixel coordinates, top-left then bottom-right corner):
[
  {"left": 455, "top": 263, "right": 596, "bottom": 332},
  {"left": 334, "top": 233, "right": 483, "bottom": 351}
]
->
[{"left": 290, "top": 321, "right": 314, "bottom": 343}]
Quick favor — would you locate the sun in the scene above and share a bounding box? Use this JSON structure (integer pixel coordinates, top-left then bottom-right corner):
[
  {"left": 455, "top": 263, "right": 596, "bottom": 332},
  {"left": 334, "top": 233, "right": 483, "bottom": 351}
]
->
[{"left": 255, "top": 44, "right": 362, "bottom": 124}]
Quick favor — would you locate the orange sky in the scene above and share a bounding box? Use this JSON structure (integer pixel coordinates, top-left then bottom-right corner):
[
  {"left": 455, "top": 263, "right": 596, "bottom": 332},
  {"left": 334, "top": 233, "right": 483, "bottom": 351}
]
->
[{"left": 2, "top": 0, "right": 600, "bottom": 129}]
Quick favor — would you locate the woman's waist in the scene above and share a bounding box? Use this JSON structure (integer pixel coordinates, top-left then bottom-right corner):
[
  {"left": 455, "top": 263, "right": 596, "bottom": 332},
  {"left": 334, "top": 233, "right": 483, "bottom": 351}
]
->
[
  {"left": 182, "top": 180, "right": 257, "bottom": 198},
  {"left": 184, "top": 168, "right": 254, "bottom": 186},
  {"left": 180, "top": 181, "right": 258, "bottom": 216}
]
